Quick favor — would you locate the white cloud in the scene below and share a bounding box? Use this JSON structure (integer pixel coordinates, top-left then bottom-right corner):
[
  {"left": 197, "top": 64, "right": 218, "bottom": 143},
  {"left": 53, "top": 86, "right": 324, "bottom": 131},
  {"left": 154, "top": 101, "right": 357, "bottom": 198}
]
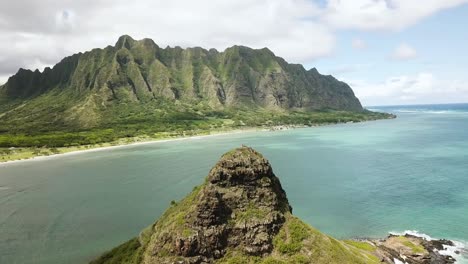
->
[
  {"left": 328, "top": 63, "right": 372, "bottom": 75},
  {"left": 54, "top": 10, "right": 76, "bottom": 33},
  {"left": 0, "top": 0, "right": 335, "bottom": 79},
  {"left": 391, "top": 43, "right": 418, "bottom": 60},
  {"left": 91, "top": 0, "right": 337, "bottom": 63},
  {"left": 1, "top": 0, "right": 468, "bottom": 107},
  {"left": 0, "top": 0, "right": 466, "bottom": 80},
  {"left": 0, "top": 76, "right": 8, "bottom": 86},
  {"left": 345, "top": 73, "right": 468, "bottom": 105},
  {"left": 322, "top": 0, "right": 468, "bottom": 31},
  {"left": 352, "top": 38, "right": 367, "bottom": 50}
]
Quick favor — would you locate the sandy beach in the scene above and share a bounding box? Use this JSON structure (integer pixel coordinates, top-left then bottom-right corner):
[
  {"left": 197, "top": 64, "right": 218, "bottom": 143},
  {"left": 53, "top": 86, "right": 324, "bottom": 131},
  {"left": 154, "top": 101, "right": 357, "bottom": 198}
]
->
[
  {"left": 0, "top": 121, "right": 380, "bottom": 166},
  {"left": 0, "top": 128, "right": 268, "bottom": 166}
]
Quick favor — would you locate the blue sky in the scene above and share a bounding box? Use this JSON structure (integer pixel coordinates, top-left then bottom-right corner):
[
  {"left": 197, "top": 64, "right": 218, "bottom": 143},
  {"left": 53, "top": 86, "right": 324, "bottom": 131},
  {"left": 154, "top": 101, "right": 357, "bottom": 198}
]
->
[
  {"left": 0, "top": 0, "right": 467, "bottom": 106},
  {"left": 309, "top": 3, "right": 468, "bottom": 106}
]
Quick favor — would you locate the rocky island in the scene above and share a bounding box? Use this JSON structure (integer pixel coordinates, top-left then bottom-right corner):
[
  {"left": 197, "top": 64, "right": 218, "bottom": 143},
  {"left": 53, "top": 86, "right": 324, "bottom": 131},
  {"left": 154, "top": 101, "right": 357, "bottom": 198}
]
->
[{"left": 91, "top": 146, "right": 458, "bottom": 264}]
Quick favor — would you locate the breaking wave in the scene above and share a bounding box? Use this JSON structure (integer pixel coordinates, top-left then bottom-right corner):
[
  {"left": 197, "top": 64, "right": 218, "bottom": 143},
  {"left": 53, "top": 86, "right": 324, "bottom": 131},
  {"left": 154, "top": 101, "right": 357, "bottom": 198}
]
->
[
  {"left": 389, "top": 230, "right": 468, "bottom": 264},
  {"left": 367, "top": 103, "right": 468, "bottom": 115},
  {"left": 394, "top": 109, "right": 467, "bottom": 114}
]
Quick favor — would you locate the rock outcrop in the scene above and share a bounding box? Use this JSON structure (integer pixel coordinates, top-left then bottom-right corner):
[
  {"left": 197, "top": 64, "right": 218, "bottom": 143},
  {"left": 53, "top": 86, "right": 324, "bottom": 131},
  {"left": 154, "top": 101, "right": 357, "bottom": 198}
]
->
[
  {"left": 369, "top": 234, "right": 459, "bottom": 264},
  {"left": 91, "top": 146, "right": 461, "bottom": 264},
  {"left": 144, "top": 147, "right": 291, "bottom": 263},
  {"left": 91, "top": 146, "right": 383, "bottom": 264}
]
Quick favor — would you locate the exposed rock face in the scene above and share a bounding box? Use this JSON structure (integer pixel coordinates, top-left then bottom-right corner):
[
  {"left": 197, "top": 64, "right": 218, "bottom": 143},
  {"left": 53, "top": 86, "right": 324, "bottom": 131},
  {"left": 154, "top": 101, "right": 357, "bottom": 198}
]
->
[
  {"left": 144, "top": 147, "right": 291, "bottom": 263},
  {"left": 370, "top": 234, "right": 458, "bottom": 264},
  {"left": 0, "top": 35, "right": 363, "bottom": 112}
]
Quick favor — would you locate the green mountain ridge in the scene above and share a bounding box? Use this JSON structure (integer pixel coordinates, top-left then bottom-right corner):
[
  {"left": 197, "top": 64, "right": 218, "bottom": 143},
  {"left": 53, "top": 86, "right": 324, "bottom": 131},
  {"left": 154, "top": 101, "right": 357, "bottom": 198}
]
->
[
  {"left": 1, "top": 35, "right": 362, "bottom": 112},
  {"left": 0, "top": 35, "right": 392, "bottom": 153}
]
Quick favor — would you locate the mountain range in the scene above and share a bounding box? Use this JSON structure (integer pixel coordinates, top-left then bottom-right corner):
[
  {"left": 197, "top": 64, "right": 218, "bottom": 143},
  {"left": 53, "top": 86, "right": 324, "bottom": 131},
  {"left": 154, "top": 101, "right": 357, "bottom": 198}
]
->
[
  {"left": 1, "top": 35, "right": 362, "bottom": 111},
  {"left": 0, "top": 35, "right": 363, "bottom": 130},
  {"left": 0, "top": 35, "right": 393, "bottom": 151}
]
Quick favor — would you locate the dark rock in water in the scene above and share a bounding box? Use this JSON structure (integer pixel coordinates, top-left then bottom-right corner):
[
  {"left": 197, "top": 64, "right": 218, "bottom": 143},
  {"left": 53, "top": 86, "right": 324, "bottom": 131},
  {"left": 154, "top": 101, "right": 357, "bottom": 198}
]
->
[{"left": 370, "top": 234, "right": 457, "bottom": 264}]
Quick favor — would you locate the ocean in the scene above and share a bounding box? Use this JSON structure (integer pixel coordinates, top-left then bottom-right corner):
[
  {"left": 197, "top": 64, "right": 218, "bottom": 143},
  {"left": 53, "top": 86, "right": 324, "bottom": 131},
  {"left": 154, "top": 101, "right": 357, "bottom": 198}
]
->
[{"left": 0, "top": 103, "right": 467, "bottom": 263}]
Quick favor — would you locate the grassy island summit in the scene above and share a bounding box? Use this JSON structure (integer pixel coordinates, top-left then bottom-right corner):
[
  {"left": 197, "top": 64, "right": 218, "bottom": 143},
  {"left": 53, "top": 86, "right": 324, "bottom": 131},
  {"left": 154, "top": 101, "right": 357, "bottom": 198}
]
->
[
  {"left": 0, "top": 35, "right": 393, "bottom": 162},
  {"left": 91, "top": 146, "right": 457, "bottom": 264}
]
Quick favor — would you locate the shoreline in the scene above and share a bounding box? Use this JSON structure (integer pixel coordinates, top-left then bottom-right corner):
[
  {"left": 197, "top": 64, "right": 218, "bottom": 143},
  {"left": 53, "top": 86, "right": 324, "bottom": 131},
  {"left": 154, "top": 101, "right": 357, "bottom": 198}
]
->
[
  {"left": 0, "top": 127, "right": 268, "bottom": 166},
  {"left": 0, "top": 117, "right": 395, "bottom": 165},
  {"left": 351, "top": 231, "right": 467, "bottom": 264}
]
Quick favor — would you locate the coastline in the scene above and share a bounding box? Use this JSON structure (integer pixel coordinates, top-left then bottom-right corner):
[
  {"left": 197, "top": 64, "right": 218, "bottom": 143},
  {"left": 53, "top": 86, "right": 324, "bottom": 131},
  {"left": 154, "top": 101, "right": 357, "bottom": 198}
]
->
[
  {"left": 0, "top": 108, "right": 466, "bottom": 263},
  {"left": 0, "top": 116, "right": 396, "bottom": 165},
  {"left": 351, "top": 231, "right": 467, "bottom": 264},
  {"left": 0, "top": 127, "right": 268, "bottom": 166}
]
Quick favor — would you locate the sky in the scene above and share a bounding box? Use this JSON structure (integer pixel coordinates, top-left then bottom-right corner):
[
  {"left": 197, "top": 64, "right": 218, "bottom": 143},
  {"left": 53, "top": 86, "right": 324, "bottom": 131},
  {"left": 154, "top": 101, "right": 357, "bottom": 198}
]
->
[{"left": 0, "top": 0, "right": 467, "bottom": 106}]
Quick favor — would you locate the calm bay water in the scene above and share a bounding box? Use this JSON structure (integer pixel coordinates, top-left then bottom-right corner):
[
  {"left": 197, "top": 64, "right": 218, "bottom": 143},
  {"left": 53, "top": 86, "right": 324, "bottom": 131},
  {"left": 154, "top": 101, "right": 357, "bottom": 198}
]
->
[{"left": 1, "top": 103, "right": 468, "bottom": 263}]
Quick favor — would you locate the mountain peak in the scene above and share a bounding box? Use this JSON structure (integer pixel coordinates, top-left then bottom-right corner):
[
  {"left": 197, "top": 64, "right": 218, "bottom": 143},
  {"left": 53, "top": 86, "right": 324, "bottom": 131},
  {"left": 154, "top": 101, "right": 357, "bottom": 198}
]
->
[
  {"left": 308, "top": 67, "right": 319, "bottom": 74},
  {"left": 115, "top": 34, "right": 136, "bottom": 49},
  {"left": 137, "top": 146, "right": 291, "bottom": 263},
  {"left": 208, "top": 146, "right": 277, "bottom": 186}
]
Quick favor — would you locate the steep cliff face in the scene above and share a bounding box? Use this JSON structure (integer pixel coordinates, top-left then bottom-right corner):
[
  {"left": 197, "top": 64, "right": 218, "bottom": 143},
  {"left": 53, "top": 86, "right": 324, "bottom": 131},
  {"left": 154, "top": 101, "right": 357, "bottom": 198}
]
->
[
  {"left": 91, "top": 147, "right": 380, "bottom": 264},
  {"left": 1, "top": 35, "right": 362, "bottom": 112},
  {"left": 143, "top": 147, "right": 291, "bottom": 263}
]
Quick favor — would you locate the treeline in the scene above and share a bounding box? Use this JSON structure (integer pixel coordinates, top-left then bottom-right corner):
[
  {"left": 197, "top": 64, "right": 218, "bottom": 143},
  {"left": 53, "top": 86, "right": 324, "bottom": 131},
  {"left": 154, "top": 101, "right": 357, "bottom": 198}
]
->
[
  {"left": 0, "top": 109, "right": 394, "bottom": 148},
  {"left": 0, "top": 120, "right": 223, "bottom": 148}
]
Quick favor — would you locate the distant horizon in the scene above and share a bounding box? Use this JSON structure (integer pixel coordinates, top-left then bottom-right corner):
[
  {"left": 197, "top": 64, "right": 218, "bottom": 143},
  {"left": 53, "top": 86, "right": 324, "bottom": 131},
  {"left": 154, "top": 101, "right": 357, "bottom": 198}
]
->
[
  {"left": 1, "top": 0, "right": 467, "bottom": 106},
  {"left": 365, "top": 102, "right": 468, "bottom": 108}
]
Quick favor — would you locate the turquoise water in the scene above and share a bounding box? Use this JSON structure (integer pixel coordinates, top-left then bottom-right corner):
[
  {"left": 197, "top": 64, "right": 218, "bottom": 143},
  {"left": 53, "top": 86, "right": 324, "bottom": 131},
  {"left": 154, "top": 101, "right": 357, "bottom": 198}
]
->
[{"left": 1, "top": 103, "right": 468, "bottom": 263}]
